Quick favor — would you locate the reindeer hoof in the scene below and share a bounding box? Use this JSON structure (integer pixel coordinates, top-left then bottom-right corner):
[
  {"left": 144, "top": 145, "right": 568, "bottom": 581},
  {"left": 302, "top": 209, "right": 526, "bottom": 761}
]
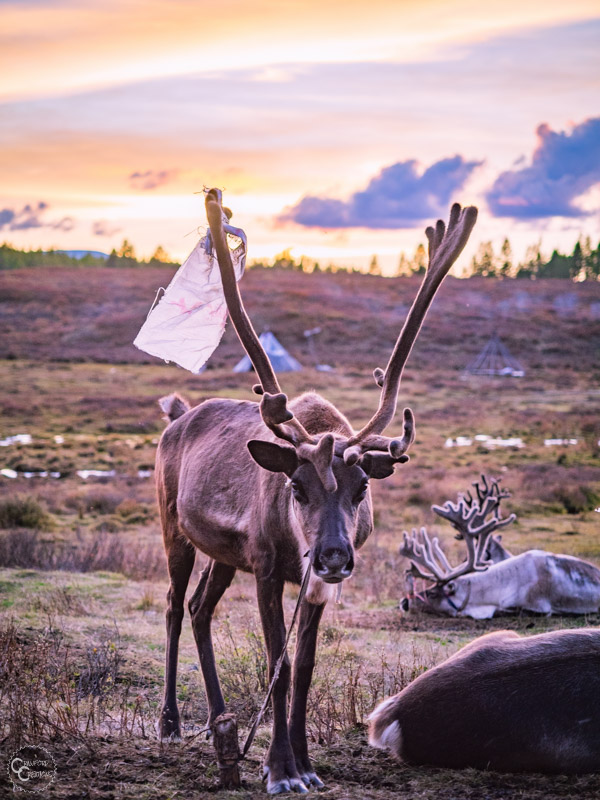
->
[
  {"left": 300, "top": 772, "right": 324, "bottom": 788},
  {"left": 263, "top": 767, "right": 309, "bottom": 795},
  {"left": 156, "top": 708, "right": 184, "bottom": 742},
  {"left": 289, "top": 778, "right": 309, "bottom": 794},
  {"left": 155, "top": 719, "right": 182, "bottom": 743}
]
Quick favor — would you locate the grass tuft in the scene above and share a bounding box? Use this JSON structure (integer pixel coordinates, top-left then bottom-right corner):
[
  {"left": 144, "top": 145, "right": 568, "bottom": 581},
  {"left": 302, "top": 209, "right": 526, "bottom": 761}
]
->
[{"left": 0, "top": 495, "right": 55, "bottom": 530}]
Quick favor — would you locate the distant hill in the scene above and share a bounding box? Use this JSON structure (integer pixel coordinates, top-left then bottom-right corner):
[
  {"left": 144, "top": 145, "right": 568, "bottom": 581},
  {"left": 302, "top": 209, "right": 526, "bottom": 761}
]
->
[
  {"left": 56, "top": 250, "right": 110, "bottom": 260},
  {"left": 0, "top": 265, "right": 598, "bottom": 379}
]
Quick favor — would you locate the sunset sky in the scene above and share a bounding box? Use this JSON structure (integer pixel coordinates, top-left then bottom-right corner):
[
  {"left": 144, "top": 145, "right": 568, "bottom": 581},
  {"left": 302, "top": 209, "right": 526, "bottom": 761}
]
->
[{"left": 1, "top": 0, "right": 599, "bottom": 272}]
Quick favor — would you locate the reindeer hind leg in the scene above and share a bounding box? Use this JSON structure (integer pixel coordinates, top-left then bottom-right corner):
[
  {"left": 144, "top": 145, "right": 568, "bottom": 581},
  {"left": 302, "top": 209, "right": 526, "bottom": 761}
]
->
[
  {"left": 188, "top": 559, "right": 236, "bottom": 726},
  {"left": 160, "top": 533, "right": 196, "bottom": 741}
]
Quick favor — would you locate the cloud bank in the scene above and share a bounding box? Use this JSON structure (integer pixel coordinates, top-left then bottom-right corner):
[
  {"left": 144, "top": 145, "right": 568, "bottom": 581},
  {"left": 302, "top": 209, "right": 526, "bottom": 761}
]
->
[
  {"left": 129, "top": 169, "right": 178, "bottom": 190},
  {"left": 0, "top": 202, "right": 74, "bottom": 232},
  {"left": 486, "top": 117, "right": 600, "bottom": 219},
  {"left": 281, "top": 156, "right": 482, "bottom": 229},
  {"left": 92, "top": 220, "right": 122, "bottom": 237}
]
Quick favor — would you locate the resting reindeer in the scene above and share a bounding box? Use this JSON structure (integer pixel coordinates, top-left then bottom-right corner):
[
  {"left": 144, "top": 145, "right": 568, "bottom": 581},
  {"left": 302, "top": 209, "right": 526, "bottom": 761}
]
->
[
  {"left": 401, "top": 476, "right": 600, "bottom": 618},
  {"left": 369, "top": 627, "right": 600, "bottom": 773},
  {"left": 155, "top": 189, "right": 477, "bottom": 793}
]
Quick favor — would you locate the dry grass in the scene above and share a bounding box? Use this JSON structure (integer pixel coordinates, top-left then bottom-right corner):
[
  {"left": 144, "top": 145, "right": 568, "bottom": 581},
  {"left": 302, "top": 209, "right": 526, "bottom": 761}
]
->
[
  {"left": 0, "top": 267, "right": 599, "bottom": 796},
  {"left": 1, "top": 567, "right": 599, "bottom": 799},
  {"left": 0, "top": 528, "right": 166, "bottom": 580},
  {"left": 0, "top": 619, "right": 153, "bottom": 747}
]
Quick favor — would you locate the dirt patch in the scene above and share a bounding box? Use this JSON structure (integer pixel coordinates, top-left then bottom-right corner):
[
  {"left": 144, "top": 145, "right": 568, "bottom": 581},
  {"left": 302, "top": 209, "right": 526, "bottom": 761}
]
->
[{"left": 8, "top": 732, "right": 600, "bottom": 800}]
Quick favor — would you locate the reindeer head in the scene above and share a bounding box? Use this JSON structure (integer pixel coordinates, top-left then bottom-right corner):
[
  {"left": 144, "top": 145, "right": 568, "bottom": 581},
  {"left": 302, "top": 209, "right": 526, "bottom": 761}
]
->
[
  {"left": 247, "top": 433, "right": 371, "bottom": 582},
  {"left": 205, "top": 188, "right": 478, "bottom": 584},
  {"left": 400, "top": 476, "right": 516, "bottom": 615}
]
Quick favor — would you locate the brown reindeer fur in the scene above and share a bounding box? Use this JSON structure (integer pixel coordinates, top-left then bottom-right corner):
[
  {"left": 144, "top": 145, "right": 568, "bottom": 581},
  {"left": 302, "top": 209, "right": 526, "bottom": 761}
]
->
[
  {"left": 156, "top": 391, "right": 373, "bottom": 791},
  {"left": 369, "top": 629, "right": 600, "bottom": 773}
]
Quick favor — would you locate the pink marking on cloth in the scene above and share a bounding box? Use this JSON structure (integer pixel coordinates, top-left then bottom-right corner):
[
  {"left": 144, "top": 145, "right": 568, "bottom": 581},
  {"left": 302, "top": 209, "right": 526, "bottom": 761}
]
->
[{"left": 168, "top": 296, "right": 203, "bottom": 314}]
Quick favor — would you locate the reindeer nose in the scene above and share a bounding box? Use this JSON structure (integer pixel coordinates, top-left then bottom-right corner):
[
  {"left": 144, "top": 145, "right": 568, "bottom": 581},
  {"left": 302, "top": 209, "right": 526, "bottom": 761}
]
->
[
  {"left": 313, "top": 544, "right": 354, "bottom": 583},
  {"left": 321, "top": 546, "right": 348, "bottom": 570}
]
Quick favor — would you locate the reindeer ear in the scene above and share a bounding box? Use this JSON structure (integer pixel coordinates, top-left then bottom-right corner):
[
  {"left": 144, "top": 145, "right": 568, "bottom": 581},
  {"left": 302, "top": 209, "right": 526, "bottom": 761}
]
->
[
  {"left": 247, "top": 440, "right": 298, "bottom": 476},
  {"left": 361, "top": 452, "right": 409, "bottom": 480}
]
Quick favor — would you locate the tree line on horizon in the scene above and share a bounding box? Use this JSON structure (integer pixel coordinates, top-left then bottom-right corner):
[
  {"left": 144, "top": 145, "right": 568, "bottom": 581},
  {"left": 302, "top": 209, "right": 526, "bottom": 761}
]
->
[
  {"left": 0, "top": 240, "right": 176, "bottom": 271},
  {"left": 465, "top": 237, "right": 600, "bottom": 281},
  {"left": 252, "top": 235, "right": 600, "bottom": 281},
  {"left": 1, "top": 235, "right": 599, "bottom": 280}
]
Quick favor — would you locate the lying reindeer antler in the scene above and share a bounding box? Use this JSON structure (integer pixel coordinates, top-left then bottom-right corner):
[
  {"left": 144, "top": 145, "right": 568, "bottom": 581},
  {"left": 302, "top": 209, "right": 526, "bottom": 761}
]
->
[
  {"left": 400, "top": 520, "right": 490, "bottom": 584},
  {"left": 400, "top": 475, "right": 516, "bottom": 585},
  {"left": 435, "top": 475, "right": 516, "bottom": 557}
]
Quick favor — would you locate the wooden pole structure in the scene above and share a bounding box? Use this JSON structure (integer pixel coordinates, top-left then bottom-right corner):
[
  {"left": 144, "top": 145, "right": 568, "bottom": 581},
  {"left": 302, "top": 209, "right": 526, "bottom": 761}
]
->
[{"left": 212, "top": 713, "right": 241, "bottom": 789}]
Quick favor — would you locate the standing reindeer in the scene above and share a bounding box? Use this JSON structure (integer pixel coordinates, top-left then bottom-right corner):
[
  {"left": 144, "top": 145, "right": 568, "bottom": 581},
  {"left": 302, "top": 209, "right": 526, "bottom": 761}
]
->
[
  {"left": 401, "top": 476, "right": 600, "bottom": 618},
  {"left": 155, "top": 189, "right": 477, "bottom": 793}
]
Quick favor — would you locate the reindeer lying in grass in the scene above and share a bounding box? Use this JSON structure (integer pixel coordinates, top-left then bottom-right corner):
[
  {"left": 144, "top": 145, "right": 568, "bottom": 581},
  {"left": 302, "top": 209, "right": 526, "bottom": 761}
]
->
[
  {"left": 400, "top": 476, "right": 600, "bottom": 618},
  {"left": 369, "top": 627, "right": 600, "bottom": 773}
]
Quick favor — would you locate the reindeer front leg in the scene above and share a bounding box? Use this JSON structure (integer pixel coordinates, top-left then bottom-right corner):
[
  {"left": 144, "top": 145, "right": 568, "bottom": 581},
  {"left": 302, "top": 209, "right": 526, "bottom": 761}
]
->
[
  {"left": 256, "top": 574, "right": 308, "bottom": 795},
  {"left": 288, "top": 599, "right": 326, "bottom": 788}
]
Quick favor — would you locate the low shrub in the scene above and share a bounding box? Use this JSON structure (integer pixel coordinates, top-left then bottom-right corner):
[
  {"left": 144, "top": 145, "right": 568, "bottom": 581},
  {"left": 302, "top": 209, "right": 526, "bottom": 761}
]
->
[
  {"left": 0, "top": 496, "right": 54, "bottom": 530},
  {"left": 65, "top": 489, "right": 124, "bottom": 515},
  {"left": 0, "top": 620, "right": 153, "bottom": 747},
  {"left": 519, "top": 464, "right": 600, "bottom": 515},
  {"left": 0, "top": 529, "right": 166, "bottom": 580},
  {"left": 550, "top": 485, "right": 600, "bottom": 515}
]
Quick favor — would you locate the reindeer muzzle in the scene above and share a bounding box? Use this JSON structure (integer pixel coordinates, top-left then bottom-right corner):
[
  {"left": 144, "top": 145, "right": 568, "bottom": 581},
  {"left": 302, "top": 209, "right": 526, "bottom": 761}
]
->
[{"left": 312, "top": 544, "right": 354, "bottom": 583}]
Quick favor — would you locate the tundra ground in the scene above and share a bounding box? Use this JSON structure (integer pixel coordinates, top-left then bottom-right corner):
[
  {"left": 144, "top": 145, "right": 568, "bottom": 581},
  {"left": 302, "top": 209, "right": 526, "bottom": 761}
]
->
[{"left": 0, "top": 268, "right": 599, "bottom": 797}]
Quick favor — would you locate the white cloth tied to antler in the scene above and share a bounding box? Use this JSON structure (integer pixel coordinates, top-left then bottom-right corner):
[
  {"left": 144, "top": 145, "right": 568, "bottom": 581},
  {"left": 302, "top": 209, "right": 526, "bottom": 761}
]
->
[{"left": 134, "top": 217, "right": 247, "bottom": 373}]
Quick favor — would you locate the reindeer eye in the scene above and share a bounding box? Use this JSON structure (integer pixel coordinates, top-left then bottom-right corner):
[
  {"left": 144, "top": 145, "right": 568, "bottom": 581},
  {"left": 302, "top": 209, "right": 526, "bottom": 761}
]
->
[
  {"left": 446, "top": 582, "right": 457, "bottom": 595},
  {"left": 353, "top": 480, "right": 369, "bottom": 505},
  {"left": 291, "top": 481, "right": 308, "bottom": 504}
]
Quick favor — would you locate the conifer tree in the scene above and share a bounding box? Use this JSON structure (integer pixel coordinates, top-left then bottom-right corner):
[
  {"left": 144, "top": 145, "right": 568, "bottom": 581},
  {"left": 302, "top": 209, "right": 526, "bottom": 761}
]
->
[
  {"left": 368, "top": 255, "right": 381, "bottom": 276},
  {"left": 499, "top": 238, "right": 513, "bottom": 278},
  {"left": 410, "top": 243, "right": 427, "bottom": 275}
]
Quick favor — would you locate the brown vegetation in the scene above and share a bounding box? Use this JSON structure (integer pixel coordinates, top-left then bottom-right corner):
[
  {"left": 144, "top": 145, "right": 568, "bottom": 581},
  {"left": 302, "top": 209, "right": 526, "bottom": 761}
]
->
[{"left": 0, "top": 265, "right": 599, "bottom": 797}]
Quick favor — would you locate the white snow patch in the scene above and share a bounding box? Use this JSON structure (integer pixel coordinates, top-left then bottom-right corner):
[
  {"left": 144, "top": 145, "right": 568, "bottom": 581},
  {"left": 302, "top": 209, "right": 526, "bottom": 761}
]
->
[{"left": 0, "top": 434, "right": 32, "bottom": 446}]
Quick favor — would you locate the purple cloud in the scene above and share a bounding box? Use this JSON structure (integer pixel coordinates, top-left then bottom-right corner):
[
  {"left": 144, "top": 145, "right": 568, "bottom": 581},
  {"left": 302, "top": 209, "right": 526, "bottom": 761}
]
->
[
  {"left": 52, "top": 216, "right": 75, "bottom": 231},
  {"left": 4, "top": 201, "right": 48, "bottom": 230},
  {"left": 129, "top": 169, "right": 178, "bottom": 190},
  {"left": 0, "top": 201, "right": 72, "bottom": 232},
  {"left": 92, "top": 220, "right": 122, "bottom": 237},
  {"left": 0, "top": 209, "right": 16, "bottom": 228},
  {"left": 280, "top": 156, "right": 482, "bottom": 229},
  {"left": 486, "top": 117, "right": 600, "bottom": 219}
]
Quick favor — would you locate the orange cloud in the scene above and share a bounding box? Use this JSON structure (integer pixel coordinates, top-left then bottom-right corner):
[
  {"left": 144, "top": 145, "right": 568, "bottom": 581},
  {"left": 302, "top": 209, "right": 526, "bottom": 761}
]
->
[{"left": 1, "top": 0, "right": 598, "bottom": 100}]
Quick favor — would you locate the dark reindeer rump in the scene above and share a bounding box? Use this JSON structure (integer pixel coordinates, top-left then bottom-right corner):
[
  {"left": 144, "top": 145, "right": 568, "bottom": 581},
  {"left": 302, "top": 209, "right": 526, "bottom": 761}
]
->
[{"left": 370, "top": 630, "right": 600, "bottom": 774}]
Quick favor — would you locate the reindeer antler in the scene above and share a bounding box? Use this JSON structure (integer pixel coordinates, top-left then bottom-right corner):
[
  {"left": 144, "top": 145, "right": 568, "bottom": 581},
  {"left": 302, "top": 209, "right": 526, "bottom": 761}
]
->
[
  {"left": 436, "top": 475, "right": 516, "bottom": 551},
  {"left": 402, "top": 475, "right": 517, "bottom": 585},
  {"left": 206, "top": 188, "right": 477, "bottom": 490},
  {"left": 400, "top": 525, "right": 485, "bottom": 584},
  {"left": 205, "top": 189, "right": 338, "bottom": 490},
  {"left": 342, "top": 203, "right": 478, "bottom": 468}
]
